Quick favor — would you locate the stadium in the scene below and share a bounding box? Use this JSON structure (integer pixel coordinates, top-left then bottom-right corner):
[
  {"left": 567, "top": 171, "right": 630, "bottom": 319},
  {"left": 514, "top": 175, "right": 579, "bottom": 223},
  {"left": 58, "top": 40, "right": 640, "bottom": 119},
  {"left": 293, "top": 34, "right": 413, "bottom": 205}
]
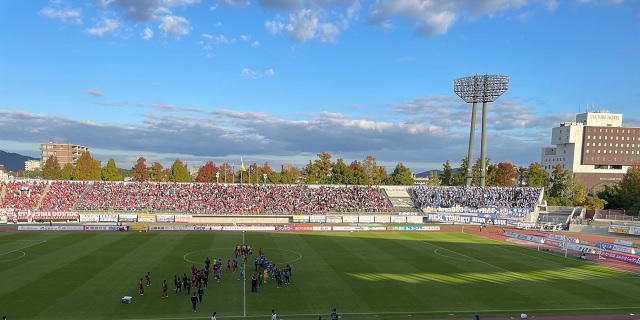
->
[{"left": 2, "top": 180, "right": 640, "bottom": 320}]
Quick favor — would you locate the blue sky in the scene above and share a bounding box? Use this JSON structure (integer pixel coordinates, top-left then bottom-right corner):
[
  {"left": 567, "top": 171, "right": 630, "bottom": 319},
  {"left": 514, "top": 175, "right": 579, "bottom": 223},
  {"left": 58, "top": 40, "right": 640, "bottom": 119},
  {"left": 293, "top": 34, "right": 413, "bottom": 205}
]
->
[{"left": 1, "top": 0, "right": 639, "bottom": 174}]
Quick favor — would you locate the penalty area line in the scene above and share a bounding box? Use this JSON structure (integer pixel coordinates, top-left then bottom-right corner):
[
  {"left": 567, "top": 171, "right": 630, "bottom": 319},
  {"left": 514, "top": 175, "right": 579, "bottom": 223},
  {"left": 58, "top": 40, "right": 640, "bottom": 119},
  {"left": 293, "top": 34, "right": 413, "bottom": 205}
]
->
[{"left": 0, "top": 239, "right": 47, "bottom": 257}]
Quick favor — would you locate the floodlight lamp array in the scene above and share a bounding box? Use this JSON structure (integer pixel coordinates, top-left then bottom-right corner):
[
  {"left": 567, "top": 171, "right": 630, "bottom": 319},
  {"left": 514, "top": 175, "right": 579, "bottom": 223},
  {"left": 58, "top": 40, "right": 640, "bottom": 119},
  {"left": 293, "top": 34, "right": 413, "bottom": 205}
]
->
[{"left": 454, "top": 74, "right": 509, "bottom": 103}]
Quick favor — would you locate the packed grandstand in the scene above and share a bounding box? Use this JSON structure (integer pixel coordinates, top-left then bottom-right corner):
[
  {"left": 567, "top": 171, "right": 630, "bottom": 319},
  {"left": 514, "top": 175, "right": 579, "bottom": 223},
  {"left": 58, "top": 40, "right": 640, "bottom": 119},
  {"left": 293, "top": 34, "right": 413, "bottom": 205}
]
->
[{"left": 0, "top": 180, "right": 543, "bottom": 216}]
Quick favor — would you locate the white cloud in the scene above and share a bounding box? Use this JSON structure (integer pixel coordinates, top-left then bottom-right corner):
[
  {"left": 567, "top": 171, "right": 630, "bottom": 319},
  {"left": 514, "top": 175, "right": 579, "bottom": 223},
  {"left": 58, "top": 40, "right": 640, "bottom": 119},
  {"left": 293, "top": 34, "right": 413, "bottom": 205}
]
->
[
  {"left": 545, "top": 0, "right": 560, "bottom": 12},
  {"left": 86, "top": 88, "right": 104, "bottom": 97},
  {"left": 368, "top": 0, "right": 531, "bottom": 36},
  {"left": 241, "top": 68, "right": 260, "bottom": 79},
  {"left": 141, "top": 27, "right": 154, "bottom": 40},
  {"left": 265, "top": 21, "right": 286, "bottom": 34},
  {"left": 85, "top": 18, "right": 120, "bottom": 37},
  {"left": 96, "top": 0, "right": 200, "bottom": 22},
  {"left": 240, "top": 35, "right": 251, "bottom": 41},
  {"left": 158, "top": 15, "right": 192, "bottom": 38},
  {"left": 241, "top": 68, "right": 275, "bottom": 79},
  {"left": 251, "top": 41, "right": 261, "bottom": 47},
  {"left": 220, "top": 0, "right": 250, "bottom": 7},
  {"left": 39, "top": 2, "right": 83, "bottom": 24},
  {"left": 287, "top": 9, "right": 320, "bottom": 42},
  {"left": 319, "top": 22, "right": 340, "bottom": 42}
]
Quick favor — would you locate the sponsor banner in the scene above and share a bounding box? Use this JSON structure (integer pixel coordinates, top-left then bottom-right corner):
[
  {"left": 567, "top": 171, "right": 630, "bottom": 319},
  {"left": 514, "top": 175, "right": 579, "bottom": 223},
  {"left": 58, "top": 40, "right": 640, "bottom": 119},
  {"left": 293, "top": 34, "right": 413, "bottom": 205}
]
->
[
  {"left": 596, "top": 250, "right": 640, "bottom": 264},
  {"left": 630, "top": 226, "right": 640, "bottom": 236},
  {"left": 614, "top": 239, "right": 634, "bottom": 247},
  {"left": 364, "top": 226, "right": 387, "bottom": 231},
  {"left": 313, "top": 226, "right": 332, "bottom": 231},
  {"left": 342, "top": 215, "right": 359, "bottom": 223},
  {"left": 309, "top": 215, "right": 326, "bottom": 223},
  {"left": 358, "top": 216, "right": 375, "bottom": 223},
  {"left": 561, "top": 243, "right": 595, "bottom": 253},
  {"left": 505, "top": 232, "right": 544, "bottom": 244},
  {"left": 398, "top": 211, "right": 421, "bottom": 216},
  {"left": 84, "top": 225, "right": 123, "bottom": 231},
  {"left": 332, "top": 226, "right": 359, "bottom": 231},
  {"left": 428, "top": 214, "right": 496, "bottom": 225},
  {"left": 580, "top": 240, "right": 596, "bottom": 246},
  {"left": 137, "top": 214, "right": 156, "bottom": 223},
  {"left": 293, "top": 225, "right": 313, "bottom": 231},
  {"left": 16, "top": 212, "right": 80, "bottom": 220},
  {"left": 292, "top": 215, "right": 309, "bottom": 223},
  {"left": 537, "top": 233, "right": 580, "bottom": 243},
  {"left": 545, "top": 239, "right": 562, "bottom": 247},
  {"left": 326, "top": 216, "right": 342, "bottom": 223},
  {"left": 119, "top": 214, "right": 138, "bottom": 222},
  {"left": 276, "top": 225, "right": 296, "bottom": 231},
  {"left": 374, "top": 215, "right": 391, "bottom": 223},
  {"left": 492, "top": 219, "right": 508, "bottom": 226},
  {"left": 175, "top": 215, "right": 193, "bottom": 223},
  {"left": 156, "top": 214, "right": 175, "bottom": 223},
  {"left": 80, "top": 214, "right": 100, "bottom": 223},
  {"left": 99, "top": 214, "right": 118, "bottom": 222},
  {"left": 222, "top": 226, "right": 276, "bottom": 231},
  {"left": 187, "top": 225, "right": 224, "bottom": 231},
  {"left": 595, "top": 242, "right": 636, "bottom": 254},
  {"left": 390, "top": 215, "right": 407, "bottom": 223},
  {"left": 608, "top": 225, "right": 630, "bottom": 234},
  {"left": 18, "top": 225, "right": 84, "bottom": 231},
  {"left": 406, "top": 216, "right": 423, "bottom": 223},
  {"left": 128, "top": 226, "right": 149, "bottom": 231},
  {"left": 149, "top": 226, "right": 189, "bottom": 231},
  {"left": 394, "top": 226, "right": 440, "bottom": 231}
]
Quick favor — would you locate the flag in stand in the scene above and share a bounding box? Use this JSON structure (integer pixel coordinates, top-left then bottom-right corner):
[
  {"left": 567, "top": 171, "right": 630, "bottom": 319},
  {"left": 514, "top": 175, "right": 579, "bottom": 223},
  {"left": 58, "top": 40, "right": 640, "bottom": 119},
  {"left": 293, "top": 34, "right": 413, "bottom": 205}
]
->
[{"left": 240, "top": 157, "right": 247, "bottom": 172}]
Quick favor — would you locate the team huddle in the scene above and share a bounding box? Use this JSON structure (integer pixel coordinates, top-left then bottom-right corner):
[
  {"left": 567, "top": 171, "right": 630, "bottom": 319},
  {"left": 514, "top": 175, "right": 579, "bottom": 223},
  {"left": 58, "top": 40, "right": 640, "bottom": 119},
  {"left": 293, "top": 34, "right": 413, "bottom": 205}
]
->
[{"left": 135, "top": 243, "right": 294, "bottom": 314}]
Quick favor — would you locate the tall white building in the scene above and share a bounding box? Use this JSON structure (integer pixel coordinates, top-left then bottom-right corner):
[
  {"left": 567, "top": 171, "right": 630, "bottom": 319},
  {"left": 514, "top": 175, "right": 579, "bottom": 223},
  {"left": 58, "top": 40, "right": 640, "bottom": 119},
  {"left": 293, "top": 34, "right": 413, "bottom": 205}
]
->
[{"left": 541, "top": 110, "right": 640, "bottom": 190}]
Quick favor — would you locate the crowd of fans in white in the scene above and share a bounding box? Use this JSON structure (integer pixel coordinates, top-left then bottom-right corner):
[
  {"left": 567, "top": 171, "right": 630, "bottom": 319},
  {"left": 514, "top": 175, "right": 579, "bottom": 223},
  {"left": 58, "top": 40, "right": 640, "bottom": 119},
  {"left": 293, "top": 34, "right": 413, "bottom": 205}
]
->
[
  {"left": 412, "top": 185, "right": 542, "bottom": 210},
  {"left": 0, "top": 180, "right": 541, "bottom": 214}
]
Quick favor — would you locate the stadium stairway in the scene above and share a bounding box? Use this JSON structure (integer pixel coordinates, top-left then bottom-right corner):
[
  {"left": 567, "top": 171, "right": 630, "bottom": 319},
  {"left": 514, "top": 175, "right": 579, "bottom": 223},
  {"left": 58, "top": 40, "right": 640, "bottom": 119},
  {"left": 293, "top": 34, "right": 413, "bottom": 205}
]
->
[
  {"left": 71, "top": 181, "right": 95, "bottom": 211},
  {"left": 33, "top": 181, "right": 51, "bottom": 211},
  {"left": 0, "top": 183, "right": 5, "bottom": 206}
]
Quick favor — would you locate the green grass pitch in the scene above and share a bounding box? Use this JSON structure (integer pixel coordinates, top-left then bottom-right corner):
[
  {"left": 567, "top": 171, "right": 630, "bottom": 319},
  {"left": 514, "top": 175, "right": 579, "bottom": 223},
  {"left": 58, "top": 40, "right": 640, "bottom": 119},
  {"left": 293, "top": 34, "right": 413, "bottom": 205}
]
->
[{"left": 1, "top": 231, "right": 639, "bottom": 319}]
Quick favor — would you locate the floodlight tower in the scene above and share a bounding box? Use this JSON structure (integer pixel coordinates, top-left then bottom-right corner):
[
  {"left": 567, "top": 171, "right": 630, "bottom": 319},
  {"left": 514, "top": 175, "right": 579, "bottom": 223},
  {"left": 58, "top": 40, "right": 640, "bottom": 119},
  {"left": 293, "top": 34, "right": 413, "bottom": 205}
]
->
[{"left": 454, "top": 74, "right": 508, "bottom": 187}]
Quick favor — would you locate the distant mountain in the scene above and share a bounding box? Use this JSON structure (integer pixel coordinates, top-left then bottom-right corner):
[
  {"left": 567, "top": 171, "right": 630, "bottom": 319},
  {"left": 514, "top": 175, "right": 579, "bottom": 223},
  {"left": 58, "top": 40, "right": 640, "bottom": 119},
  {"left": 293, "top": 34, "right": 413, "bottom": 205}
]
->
[
  {"left": 415, "top": 168, "right": 460, "bottom": 178},
  {"left": 0, "top": 150, "right": 38, "bottom": 172}
]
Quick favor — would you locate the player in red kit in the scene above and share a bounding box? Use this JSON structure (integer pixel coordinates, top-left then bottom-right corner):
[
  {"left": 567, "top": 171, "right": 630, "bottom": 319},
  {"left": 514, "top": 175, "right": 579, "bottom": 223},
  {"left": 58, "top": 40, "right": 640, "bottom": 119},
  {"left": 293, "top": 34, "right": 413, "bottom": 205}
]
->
[{"left": 139, "top": 278, "right": 145, "bottom": 295}]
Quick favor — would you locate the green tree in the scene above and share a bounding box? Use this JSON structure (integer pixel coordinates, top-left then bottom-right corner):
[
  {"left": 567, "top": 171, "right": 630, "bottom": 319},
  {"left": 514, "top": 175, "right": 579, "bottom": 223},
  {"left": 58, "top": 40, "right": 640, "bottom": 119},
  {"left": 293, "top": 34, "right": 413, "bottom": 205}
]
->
[
  {"left": 149, "top": 162, "right": 164, "bottom": 182},
  {"left": 130, "top": 157, "right": 150, "bottom": 181},
  {"left": 347, "top": 160, "right": 369, "bottom": 185},
  {"left": 302, "top": 152, "right": 333, "bottom": 184},
  {"left": 453, "top": 157, "right": 468, "bottom": 186},
  {"left": 439, "top": 160, "right": 454, "bottom": 186},
  {"left": 331, "top": 158, "right": 349, "bottom": 184},
  {"left": 427, "top": 171, "right": 441, "bottom": 186},
  {"left": 42, "top": 155, "right": 61, "bottom": 180},
  {"left": 471, "top": 157, "right": 490, "bottom": 186},
  {"left": 217, "top": 162, "right": 234, "bottom": 183},
  {"left": 169, "top": 158, "right": 191, "bottom": 182},
  {"left": 280, "top": 165, "right": 300, "bottom": 184},
  {"left": 389, "top": 163, "right": 414, "bottom": 185},
  {"left": 524, "top": 162, "right": 549, "bottom": 188},
  {"left": 74, "top": 151, "right": 101, "bottom": 180},
  {"left": 582, "top": 195, "right": 607, "bottom": 210},
  {"left": 101, "top": 158, "right": 123, "bottom": 181},
  {"left": 597, "top": 185, "right": 624, "bottom": 209},
  {"left": 60, "top": 163, "right": 74, "bottom": 180},
  {"left": 362, "top": 155, "right": 385, "bottom": 184},
  {"left": 617, "top": 163, "right": 640, "bottom": 210}
]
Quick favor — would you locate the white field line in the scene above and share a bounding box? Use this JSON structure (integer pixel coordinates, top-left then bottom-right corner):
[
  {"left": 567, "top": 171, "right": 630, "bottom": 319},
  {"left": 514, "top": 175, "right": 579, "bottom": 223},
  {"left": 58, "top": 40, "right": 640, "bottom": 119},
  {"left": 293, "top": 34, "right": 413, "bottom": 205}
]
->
[
  {"left": 0, "top": 239, "right": 47, "bottom": 257},
  {"left": 415, "top": 237, "right": 530, "bottom": 279},
  {"left": 118, "top": 305, "right": 640, "bottom": 320}
]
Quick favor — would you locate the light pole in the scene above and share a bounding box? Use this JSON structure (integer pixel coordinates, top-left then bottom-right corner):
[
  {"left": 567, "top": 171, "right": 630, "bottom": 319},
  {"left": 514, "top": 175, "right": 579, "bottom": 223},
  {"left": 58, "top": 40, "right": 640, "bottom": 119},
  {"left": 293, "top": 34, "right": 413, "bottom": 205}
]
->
[
  {"left": 454, "top": 74, "right": 509, "bottom": 187},
  {"left": 215, "top": 172, "right": 219, "bottom": 184},
  {"left": 263, "top": 173, "right": 267, "bottom": 184}
]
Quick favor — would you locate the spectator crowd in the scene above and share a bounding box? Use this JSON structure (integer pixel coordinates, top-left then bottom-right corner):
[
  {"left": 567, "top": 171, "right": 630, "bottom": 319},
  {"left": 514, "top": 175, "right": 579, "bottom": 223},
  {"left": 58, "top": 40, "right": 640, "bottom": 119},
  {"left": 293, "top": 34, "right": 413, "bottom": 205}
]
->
[
  {"left": 1, "top": 180, "right": 541, "bottom": 215},
  {"left": 412, "top": 186, "right": 542, "bottom": 211}
]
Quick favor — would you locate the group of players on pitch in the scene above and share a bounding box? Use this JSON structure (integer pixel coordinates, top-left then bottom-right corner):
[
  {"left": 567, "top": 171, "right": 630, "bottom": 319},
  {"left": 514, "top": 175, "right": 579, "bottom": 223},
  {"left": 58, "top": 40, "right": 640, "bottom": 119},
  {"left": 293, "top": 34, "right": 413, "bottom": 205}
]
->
[{"left": 135, "top": 243, "right": 293, "bottom": 314}]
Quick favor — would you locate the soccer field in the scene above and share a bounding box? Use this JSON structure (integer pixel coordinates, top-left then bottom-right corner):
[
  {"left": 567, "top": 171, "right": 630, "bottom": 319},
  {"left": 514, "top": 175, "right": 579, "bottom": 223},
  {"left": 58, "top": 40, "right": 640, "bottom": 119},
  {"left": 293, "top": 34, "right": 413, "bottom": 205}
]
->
[{"left": 1, "top": 230, "right": 639, "bottom": 320}]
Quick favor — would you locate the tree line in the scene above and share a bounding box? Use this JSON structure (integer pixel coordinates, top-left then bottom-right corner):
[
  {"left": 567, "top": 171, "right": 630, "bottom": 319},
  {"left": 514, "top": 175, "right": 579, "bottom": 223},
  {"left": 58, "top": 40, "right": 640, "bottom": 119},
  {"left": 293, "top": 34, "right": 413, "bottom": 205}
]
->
[{"left": 12, "top": 152, "right": 640, "bottom": 211}]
